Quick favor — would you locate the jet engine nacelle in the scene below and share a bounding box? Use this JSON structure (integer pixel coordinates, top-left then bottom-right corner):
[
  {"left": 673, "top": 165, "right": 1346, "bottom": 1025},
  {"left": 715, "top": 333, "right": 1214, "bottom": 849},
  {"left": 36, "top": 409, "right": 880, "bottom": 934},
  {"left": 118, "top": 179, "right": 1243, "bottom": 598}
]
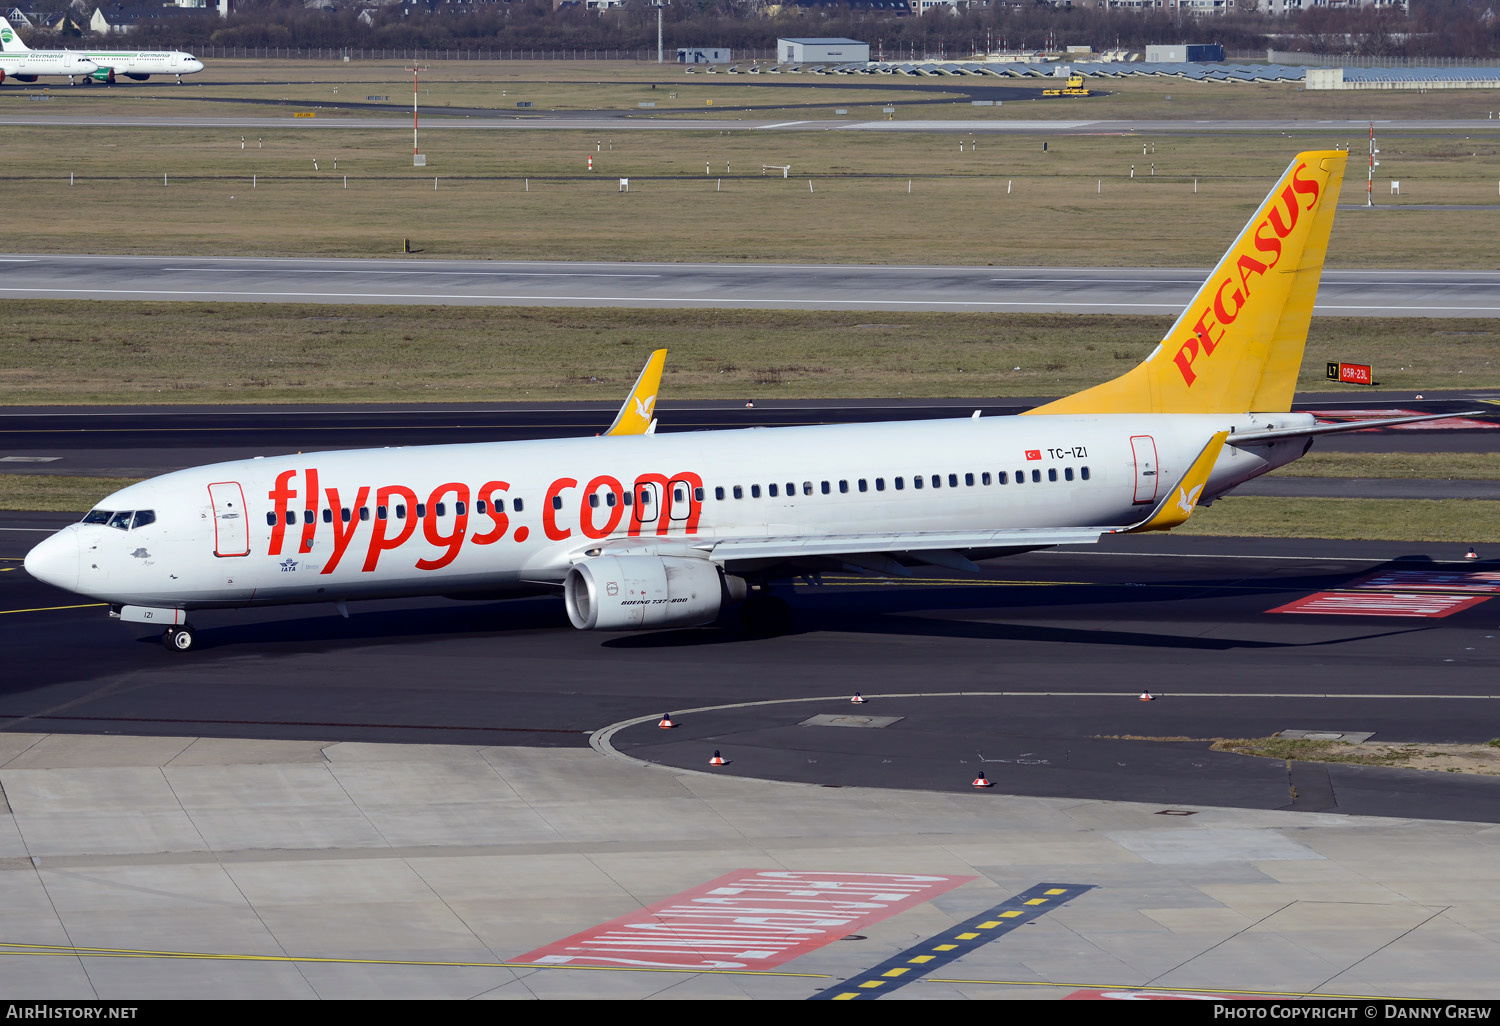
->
[
  {"left": 15, "top": 73, "right": 37, "bottom": 83},
  {"left": 125, "top": 73, "right": 150, "bottom": 81},
  {"left": 564, "top": 554, "right": 738, "bottom": 631}
]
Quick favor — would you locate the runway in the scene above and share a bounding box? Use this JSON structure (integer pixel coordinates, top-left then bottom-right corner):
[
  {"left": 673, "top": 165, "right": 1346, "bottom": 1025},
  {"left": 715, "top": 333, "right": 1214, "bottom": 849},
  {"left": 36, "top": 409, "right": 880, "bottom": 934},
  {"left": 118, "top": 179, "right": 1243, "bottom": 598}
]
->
[
  {"left": 5, "top": 254, "right": 1500, "bottom": 315},
  {"left": 5, "top": 113, "right": 1500, "bottom": 134}
]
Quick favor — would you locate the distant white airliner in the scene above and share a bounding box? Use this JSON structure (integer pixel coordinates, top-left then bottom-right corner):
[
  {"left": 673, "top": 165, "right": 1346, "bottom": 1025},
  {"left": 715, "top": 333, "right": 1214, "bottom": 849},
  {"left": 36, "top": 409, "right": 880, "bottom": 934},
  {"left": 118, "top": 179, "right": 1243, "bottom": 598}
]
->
[
  {"left": 0, "top": 18, "right": 202, "bottom": 83},
  {"left": 0, "top": 20, "right": 96, "bottom": 84},
  {"left": 23, "top": 150, "right": 1472, "bottom": 651}
]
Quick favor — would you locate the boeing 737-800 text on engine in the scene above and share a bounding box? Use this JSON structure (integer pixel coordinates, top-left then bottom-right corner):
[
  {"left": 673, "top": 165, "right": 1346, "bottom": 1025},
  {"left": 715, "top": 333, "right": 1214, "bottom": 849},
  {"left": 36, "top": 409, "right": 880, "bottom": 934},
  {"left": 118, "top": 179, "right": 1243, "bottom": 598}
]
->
[{"left": 23, "top": 151, "right": 1471, "bottom": 650}]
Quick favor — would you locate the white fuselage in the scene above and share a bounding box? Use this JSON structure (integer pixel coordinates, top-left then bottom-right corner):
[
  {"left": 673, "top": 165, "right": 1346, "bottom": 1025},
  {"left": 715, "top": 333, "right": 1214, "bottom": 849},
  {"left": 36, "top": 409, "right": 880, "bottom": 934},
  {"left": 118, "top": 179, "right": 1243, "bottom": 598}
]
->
[
  {"left": 0, "top": 49, "right": 97, "bottom": 79},
  {"left": 25, "top": 412, "right": 1312, "bottom": 613},
  {"left": 82, "top": 50, "right": 203, "bottom": 78}
]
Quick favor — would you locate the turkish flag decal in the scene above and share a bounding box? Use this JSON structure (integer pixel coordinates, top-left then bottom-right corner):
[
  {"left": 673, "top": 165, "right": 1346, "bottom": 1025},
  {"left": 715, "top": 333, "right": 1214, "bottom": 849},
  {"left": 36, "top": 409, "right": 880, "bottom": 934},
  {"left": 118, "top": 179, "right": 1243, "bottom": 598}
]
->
[{"left": 1025, "top": 450, "right": 1041, "bottom": 461}]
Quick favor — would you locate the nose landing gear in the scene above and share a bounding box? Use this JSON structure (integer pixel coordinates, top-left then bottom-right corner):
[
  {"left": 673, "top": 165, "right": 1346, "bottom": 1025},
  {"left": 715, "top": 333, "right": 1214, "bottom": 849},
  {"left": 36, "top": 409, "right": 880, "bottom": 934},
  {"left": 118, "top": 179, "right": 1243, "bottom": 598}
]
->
[{"left": 163, "top": 623, "right": 197, "bottom": 652}]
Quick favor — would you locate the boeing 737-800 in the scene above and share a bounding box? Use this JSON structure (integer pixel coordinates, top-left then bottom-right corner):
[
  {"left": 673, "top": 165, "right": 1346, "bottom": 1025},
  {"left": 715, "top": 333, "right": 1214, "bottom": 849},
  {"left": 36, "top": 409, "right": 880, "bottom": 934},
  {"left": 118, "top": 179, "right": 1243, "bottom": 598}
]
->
[
  {"left": 0, "top": 19, "right": 202, "bottom": 83},
  {"left": 22, "top": 151, "right": 1470, "bottom": 651},
  {"left": 0, "top": 21, "right": 95, "bottom": 84}
]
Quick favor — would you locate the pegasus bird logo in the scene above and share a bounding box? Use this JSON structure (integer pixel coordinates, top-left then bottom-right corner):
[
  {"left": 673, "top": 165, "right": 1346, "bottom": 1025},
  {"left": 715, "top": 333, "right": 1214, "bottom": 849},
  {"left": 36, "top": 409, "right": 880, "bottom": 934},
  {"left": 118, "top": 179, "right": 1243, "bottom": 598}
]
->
[
  {"left": 1176, "top": 484, "right": 1204, "bottom": 516},
  {"left": 632, "top": 394, "right": 656, "bottom": 420}
]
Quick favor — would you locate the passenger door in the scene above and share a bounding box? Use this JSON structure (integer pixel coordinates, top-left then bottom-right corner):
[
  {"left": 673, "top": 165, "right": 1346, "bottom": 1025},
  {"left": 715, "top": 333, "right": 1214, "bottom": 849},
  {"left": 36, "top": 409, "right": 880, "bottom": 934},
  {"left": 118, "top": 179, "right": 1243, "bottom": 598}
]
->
[
  {"left": 208, "top": 481, "right": 250, "bottom": 557},
  {"left": 1130, "top": 435, "right": 1159, "bottom": 505}
]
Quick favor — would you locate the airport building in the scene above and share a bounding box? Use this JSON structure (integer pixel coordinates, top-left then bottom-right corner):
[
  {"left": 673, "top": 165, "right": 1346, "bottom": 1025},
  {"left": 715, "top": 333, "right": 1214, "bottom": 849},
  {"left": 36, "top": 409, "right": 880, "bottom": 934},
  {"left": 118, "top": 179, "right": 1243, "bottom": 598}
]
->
[
  {"left": 1144, "top": 43, "right": 1226, "bottom": 63},
  {"left": 778, "top": 37, "right": 870, "bottom": 65},
  {"left": 677, "top": 47, "right": 731, "bottom": 64}
]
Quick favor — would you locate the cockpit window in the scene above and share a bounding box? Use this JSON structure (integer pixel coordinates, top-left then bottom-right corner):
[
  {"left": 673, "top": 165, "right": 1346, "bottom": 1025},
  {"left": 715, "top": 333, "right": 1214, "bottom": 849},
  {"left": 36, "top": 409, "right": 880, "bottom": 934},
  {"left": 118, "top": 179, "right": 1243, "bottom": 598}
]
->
[
  {"left": 82, "top": 510, "right": 112, "bottom": 525},
  {"left": 107, "top": 511, "right": 132, "bottom": 531},
  {"left": 132, "top": 510, "right": 156, "bottom": 529},
  {"left": 83, "top": 509, "right": 156, "bottom": 530}
]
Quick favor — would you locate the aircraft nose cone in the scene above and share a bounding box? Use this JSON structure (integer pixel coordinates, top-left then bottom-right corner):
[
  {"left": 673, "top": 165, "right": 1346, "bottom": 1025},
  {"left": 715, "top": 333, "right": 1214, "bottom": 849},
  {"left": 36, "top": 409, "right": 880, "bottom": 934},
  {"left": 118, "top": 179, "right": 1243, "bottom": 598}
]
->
[{"left": 24, "top": 528, "right": 80, "bottom": 593}]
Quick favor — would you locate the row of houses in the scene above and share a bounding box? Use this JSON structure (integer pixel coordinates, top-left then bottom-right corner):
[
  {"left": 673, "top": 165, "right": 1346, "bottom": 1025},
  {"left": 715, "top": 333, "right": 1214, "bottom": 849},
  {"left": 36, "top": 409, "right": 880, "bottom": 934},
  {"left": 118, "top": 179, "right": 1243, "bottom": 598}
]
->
[{"left": 4, "top": 1, "right": 229, "bottom": 36}]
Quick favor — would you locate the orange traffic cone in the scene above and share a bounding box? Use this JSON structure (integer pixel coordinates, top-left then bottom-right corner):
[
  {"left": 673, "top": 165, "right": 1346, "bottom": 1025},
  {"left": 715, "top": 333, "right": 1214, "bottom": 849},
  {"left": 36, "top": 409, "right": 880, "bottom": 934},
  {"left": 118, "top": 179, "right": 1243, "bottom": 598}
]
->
[
  {"left": 1139, "top": 690, "right": 1155, "bottom": 702},
  {"left": 972, "top": 772, "right": 993, "bottom": 788},
  {"left": 709, "top": 750, "right": 726, "bottom": 766},
  {"left": 659, "top": 713, "right": 675, "bottom": 729},
  {"left": 850, "top": 692, "right": 867, "bottom": 704},
  {"left": 1465, "top": 547, "right": 1479, "bottom": 561}
]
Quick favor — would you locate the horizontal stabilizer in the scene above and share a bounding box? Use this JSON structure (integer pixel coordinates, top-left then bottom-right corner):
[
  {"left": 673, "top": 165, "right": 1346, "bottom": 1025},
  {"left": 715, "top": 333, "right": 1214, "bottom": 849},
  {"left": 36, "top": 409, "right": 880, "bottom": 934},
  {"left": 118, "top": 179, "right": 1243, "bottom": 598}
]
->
[{"left": 1231, "top": 410, "right": 1490, "bottom": 445}]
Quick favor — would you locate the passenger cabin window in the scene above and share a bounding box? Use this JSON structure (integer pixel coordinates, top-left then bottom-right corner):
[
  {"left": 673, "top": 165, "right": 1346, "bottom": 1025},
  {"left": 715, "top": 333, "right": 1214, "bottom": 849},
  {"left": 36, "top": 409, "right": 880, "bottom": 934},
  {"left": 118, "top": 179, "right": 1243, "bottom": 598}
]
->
[
  {"left": 1048, "top": 469, "right": 1058, "bottom": 482},
  {"left": 416, "top": 503, "right": 427, "bottom": 518},
  {"left": 513, "top": 499, "right": 524, "bottom": 512},
  {"left": 715, "top": 486, "right": 725, "bottom": 500},
  {"left": 858, "top": 479, "right": 868, "bottom": 493},
  {"left": 914, "top": 476, "right": 924, "bottom": 490},
  {"left": 396, "top": 505, "right": 407, "bottom": 519},
  {"left": 751, "top": 484, "right": 761, "bottom": 499},
  {"left": 1015, "top": 470, "right": 1025, "bottom": 484},
  {"left": 821, "top": 481, "right": 830, "bottom": 495},
  {"left": 803, "top": 482, "right": 813, "bottom": 496},
  {"left": 303, "top": 510, "right": 314, "bottom": 524},
  {"left": 964, "top": 473, "right": 973, "bottom": 487},
  {"left": 931, "top": 475, "right": 941, "bottom": 489},
  {"left": 1064, "top": 468, "right": 1074, "bottom": 481},
  {"left": 997, "top": 471, "right": 1008, "bottom": 485},
  {"left": 982, "top": 472, "right": 991, "bottom": 485},
  {"left": 265, "top": 512, "right": 276, "bottom": 526},
  {"left": 323, "top": 509, "right": 333, "bottom": 523},
  {"left": 733, "top": 486, "right": 743, "bottom": 499},
  {"left": 456, "top": 501, "right": 467, "bottom": 516},
  {"left": 588, "top": 494, "right": 599, "bottom": 508},
  {"left": 341, "top": 508, "right": 351, "bottom": 523},
  {"left": 950, "top": 474, "right": 959, "bottom": 488},
  {"left": 377, "top": 506, "right": 388, "bottom": 520},
  {"left": 1032, "top": 470, "right": 1041, "bottom": 483},
  {"left": 694, "top": 487, "right": 705, "bottom": 502},
  {"left": 895, "top": 477, "right": 904, "bottom": 490},
  {"left": 769, "top": 483, "right": 779, "bottom": 497},
  {"left": 876, "top": 478, "right": 885, "bottom": 492},
  {"left": 1081, "top": 467, "right": 1090, "bottom": 481},
  {"left": 359, "top": 507, "right": 370, "bottom": 521},
  {"left": 786, "top": 482, "right": 795, "bottom": 496}
]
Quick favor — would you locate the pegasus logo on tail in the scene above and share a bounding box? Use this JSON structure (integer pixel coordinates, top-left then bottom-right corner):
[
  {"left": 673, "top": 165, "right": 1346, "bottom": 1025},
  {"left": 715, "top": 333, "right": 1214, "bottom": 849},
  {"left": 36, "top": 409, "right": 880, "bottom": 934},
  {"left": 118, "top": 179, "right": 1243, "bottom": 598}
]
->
[
  {"left": 1176, "top": 483, "right": 1204, "bottom": 516},
  {"left": 633, "top": 394, "right": 656, "bottom": 420}
]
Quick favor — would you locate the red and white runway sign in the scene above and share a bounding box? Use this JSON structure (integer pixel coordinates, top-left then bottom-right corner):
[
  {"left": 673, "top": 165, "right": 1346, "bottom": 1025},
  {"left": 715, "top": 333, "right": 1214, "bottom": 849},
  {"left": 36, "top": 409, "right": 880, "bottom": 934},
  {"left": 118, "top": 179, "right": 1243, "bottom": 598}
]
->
[{"left": 512, "top": 869, "right": 974, "bottom": 970}]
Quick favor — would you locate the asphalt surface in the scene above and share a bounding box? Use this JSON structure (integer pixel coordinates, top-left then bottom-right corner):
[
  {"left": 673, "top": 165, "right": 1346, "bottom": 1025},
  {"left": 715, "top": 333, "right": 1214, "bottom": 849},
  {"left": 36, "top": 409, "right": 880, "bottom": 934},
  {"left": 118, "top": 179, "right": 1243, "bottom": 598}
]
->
[
  {"left": 3, "top": 397, "right": 1499, "bottom": 823},
  {"left": 6, "top": 255, "right": 1500, "bottom": 315}
]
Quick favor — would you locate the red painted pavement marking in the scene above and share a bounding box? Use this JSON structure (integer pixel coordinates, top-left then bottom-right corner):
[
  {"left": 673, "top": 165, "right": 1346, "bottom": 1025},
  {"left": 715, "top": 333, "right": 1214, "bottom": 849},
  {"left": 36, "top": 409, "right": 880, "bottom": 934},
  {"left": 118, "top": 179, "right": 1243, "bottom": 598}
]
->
[
  {"left": 511, "top": 869, "right": 974, "bottom": 971},
  {"left": 1268, "top": 591, "right": 1490, "bottom": 618},
  {"left": 1311, "top": 409, "right": 1496, "bottom": 431},
  {"left": 1348, "top": 570, "right": 1500, "bottom": 594}
]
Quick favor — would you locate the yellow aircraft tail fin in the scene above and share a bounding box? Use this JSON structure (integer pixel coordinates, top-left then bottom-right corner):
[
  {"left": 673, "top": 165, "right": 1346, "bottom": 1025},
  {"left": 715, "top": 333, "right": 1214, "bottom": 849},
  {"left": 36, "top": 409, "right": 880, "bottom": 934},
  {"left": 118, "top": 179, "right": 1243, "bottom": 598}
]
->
[
  {"left": 604, "top": 349, "right": 667, "bottom": 436},
  {"left": 1026, "top": 150, "right": 1346, "bottom": 417},
  {"left": 1125, "top": 431, "right": 1229, "bottom": 533}
]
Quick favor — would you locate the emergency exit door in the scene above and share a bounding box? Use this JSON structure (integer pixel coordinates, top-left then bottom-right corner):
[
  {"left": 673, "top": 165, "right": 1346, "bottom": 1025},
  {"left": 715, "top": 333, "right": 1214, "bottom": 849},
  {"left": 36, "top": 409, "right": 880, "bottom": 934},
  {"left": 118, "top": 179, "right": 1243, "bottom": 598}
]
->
[{"left": 208, "top": 481, "right": 250, "bottom": 557}]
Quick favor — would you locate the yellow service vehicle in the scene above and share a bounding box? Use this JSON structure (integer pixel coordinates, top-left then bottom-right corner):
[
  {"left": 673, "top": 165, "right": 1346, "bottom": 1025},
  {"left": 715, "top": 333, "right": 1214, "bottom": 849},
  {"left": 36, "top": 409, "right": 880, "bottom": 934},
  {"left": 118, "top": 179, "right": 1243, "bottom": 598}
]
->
[{"left": 1042, "top": 73, "right": 1092, "bottom": 97}]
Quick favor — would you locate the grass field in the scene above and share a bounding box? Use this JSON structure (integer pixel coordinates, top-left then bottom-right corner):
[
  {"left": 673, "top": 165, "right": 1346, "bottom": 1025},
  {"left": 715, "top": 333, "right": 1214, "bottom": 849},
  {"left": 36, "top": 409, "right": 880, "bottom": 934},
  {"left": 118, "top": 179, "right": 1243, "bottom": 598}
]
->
[
  {"left": 10, "top": 58, "right": 1500, "bottom": 122},
  {"left": 4, "top": 302, "right": 1497, "bottom": 403},
  {"left": 3, "top": 79, "right": 1499, "bottom": 265}
]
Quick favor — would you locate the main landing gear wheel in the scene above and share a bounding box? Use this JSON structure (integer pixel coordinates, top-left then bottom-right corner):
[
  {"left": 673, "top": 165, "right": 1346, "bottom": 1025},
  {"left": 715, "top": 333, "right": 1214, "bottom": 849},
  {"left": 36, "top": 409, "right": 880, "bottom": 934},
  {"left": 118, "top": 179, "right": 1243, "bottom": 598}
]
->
[{"left": 162, "top": 624, "right": 197, "bottom": 652}]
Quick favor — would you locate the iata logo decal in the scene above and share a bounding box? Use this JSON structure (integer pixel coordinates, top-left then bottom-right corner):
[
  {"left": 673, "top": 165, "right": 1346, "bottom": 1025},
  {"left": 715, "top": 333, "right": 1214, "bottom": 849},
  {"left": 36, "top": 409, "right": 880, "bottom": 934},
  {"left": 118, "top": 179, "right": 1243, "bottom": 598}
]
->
[
  {"left": 1171, "top": 161, "right": 1322, "bottom": 387},
  {"left": 279, "top": 558, "right": 298, "bottom": 572}
]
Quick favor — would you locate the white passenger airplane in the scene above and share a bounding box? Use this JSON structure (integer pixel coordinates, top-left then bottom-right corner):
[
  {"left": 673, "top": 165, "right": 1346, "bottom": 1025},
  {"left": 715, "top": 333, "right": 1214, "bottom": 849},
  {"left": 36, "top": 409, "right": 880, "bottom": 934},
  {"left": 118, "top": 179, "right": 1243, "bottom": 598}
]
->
[
  {"left": 22, "top": 150, "right": 1469, "bottom": 651},
  {"left": 0, "top": 21, "right": 96, "bottom": 84},
  {"left": 0, "top": 19, "right": 203, "bottom": 83}
]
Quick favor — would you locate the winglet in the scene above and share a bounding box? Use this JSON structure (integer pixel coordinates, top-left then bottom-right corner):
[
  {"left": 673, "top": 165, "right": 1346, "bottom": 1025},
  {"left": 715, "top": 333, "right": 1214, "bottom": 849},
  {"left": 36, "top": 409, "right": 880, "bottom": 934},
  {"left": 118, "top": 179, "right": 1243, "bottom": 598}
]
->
[
  {"left": 604, "top": 349, "right": 667, "bottom": 436},
  {"left": 1125, "top": 431, "right": 1229, "bottom": 533}
]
